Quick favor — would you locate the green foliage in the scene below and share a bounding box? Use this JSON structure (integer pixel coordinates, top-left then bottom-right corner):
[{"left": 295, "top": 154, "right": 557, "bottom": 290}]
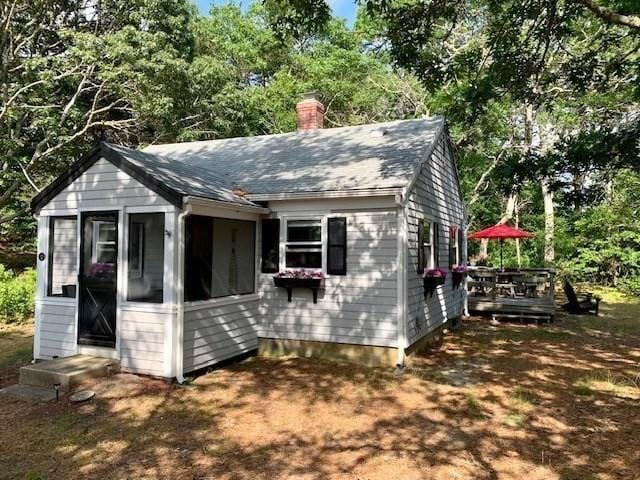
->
[{"left": 0, "top": 265, "right": 36, "bottom": 323}]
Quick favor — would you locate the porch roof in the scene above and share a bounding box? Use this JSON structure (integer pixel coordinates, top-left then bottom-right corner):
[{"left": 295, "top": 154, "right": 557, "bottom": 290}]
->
[{"left": 31, "top": 142, "right": 259, "bottom": 213}]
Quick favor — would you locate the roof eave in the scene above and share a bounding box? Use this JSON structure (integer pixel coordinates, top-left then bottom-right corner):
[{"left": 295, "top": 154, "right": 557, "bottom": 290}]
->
[
  {"left": 184, "top": 195, "right": 269, "bottom": 214},
  {"left": 246, "top": 187, "right": 403, "bottom": 202}
]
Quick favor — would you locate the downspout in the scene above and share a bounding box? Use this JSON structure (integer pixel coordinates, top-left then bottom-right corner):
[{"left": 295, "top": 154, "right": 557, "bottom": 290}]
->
[
  {"left": 175, "top": 204, "right": 191, "bottom": 384},
  {"left": 395, "top": 192, "right": 407, "bottom": 368}
]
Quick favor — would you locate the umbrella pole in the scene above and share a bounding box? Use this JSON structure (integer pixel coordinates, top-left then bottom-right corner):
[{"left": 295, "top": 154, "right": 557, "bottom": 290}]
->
[{"left": 500, "top": 239, "right": 504, "bottom": 271}]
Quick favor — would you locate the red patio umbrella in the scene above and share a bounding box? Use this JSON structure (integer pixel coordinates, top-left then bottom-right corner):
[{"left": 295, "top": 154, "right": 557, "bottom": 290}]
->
[{"left": 468, "top": 223, "right": 535, "bottom": 270}]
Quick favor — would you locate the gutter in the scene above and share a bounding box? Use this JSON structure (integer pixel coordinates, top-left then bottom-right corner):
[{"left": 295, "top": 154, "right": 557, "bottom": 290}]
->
[
  {"left": 174, "top": 204, "right": 191, "bottom": 384},
  {"left": 184, "top": 196, "right": 269, "bottom": 214},
  {"left": 395, "top": 192, "right": 408, "bottom": 368},
  {"left": 247, "top": 187, "right": 403, "bottom": 202}
]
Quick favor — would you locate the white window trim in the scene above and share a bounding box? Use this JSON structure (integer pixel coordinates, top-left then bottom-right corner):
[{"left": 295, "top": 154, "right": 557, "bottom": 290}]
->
[
  {"left": 422, "top": 220, "right": 435, "bottom": 271},
  {"left": 281, "top": 216, "right": 325, "bottom": 272},
  {"left": 91, "top": 220, "right": 117, "bottom": 264}
]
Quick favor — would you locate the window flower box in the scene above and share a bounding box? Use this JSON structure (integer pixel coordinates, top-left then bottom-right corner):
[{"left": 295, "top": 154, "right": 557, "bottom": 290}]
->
[
  {"left": 274, "top": 270, "right": 325, "bottom": 303},
  {"left": 423, "top": 268, "right": 447, "bottom": 298},
  {"left": 452, "top": 265, "right": 468, "bottom": 289}
]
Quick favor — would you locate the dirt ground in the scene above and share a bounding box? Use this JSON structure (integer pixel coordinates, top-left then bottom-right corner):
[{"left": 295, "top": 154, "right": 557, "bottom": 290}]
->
[{"left": 1, "top": 289, "right": 639, "bottom": 480}]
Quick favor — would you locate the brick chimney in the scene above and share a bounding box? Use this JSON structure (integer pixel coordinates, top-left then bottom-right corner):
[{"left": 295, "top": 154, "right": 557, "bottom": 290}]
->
[{"left": 296, "top": 93, "right": 324, "bottom": 131}]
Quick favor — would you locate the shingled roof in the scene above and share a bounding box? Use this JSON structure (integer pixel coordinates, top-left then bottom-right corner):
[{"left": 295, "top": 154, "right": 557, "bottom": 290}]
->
[
  {"left": 32, "top": 116, "right": 446, "bottom": 213},
  {"left": 143, "top": 116, "right": 446, "bottom": 196}
]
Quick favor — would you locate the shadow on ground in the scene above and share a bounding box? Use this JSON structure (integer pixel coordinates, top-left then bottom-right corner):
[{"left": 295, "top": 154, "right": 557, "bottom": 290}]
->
[{"left": 1, "top": 293, "right": 639, "bottom": 479}]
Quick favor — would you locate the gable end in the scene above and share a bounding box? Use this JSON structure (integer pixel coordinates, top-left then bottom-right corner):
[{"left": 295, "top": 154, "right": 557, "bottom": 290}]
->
[{"left": 31, "top": 142, "right": 184, "bottom": 214}]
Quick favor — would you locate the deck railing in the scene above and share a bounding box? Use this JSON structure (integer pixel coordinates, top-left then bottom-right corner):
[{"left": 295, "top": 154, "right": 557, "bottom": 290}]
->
[{"left": 466, "top": 267, "right": 556, "bottom": 300}]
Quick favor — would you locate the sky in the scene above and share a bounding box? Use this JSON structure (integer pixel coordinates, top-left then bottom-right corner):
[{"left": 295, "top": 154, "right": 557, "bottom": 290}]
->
[{"left": 193, "top": 0, "right": 358, "bottom": 26}]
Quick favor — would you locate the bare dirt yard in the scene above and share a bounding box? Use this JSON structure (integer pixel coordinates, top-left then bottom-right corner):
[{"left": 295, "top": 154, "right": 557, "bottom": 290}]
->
[{"left": 1, "top": 289, "right": 639, "bottom": 480}]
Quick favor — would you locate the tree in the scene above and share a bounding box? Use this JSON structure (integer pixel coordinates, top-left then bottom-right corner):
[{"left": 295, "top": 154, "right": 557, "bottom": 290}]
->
[{"left": 0, "top": 0, "right": 196, "bottom": 245}]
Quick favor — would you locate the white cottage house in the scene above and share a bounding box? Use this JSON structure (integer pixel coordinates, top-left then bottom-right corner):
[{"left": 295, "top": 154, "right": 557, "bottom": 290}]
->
[{"left": 30, "top": 97, "right": 467, "bottom": 380}]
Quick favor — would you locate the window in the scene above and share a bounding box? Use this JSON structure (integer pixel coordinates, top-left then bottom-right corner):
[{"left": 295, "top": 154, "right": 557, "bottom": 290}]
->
[
  {"left": 92, "top": 221, "right": 117, "bottom": 264},
  {"left": 127, "top": 213, "right": 164, "bottom": 303},
  {"left": 48, "top": 216, "right": 78, "bottom": 298},
  {"left": 285, "top": 219, "right": 322, "bottom": 269},
  {"left": 418, "top": 220, "right": 436, "bottom": 272},
  {"left": 184, "top": 215, "right": 256, "bottom": 302},
  {"left": 211, "top": 218, "right": 255, "bottom": 297},
  {"left": 449, "top": 226, "right": 459, "bottom": 269}
]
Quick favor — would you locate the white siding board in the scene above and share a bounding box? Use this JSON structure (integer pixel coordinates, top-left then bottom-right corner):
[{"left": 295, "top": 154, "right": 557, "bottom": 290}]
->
[
  {"left": 119, "top": 308, "right": 171, "bottom": 376},
  {"left": 40, "top": 158, "right": 172, "bottom": 213},
  {"left": 182, "top": 297, "right": 260, "bottom": 373},
  {"left": 259, "top": 208, "right": 398, "bottom": 348},
  {"left": 405, "top": 133, "right": 466, "bottom": 347},
  {"left": 36, "top": 301, "right": 76, "bottom": 359}
]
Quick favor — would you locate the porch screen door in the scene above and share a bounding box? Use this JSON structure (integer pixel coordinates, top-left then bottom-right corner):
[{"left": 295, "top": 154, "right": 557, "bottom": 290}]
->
[{"left": 78, "top": 211, "right": 118, "bottom": 348}]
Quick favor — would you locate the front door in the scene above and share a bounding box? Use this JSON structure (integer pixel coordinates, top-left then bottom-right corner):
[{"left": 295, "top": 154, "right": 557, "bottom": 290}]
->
[{"left": 78, "top": 211, "right": 118, "bottom": 348}]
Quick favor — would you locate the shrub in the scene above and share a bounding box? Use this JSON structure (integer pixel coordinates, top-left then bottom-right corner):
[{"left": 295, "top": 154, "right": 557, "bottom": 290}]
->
[
  {"left": 0, "top": 265, "right": 36, "bottom": 324},
  {"left": 619, "top": 277, "right": 640, "bottom": 297}
]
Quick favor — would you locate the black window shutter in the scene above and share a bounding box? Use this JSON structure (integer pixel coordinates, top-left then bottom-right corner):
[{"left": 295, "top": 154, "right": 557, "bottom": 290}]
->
[
  {"left": 261, "top": 218, "right": 280, "bottom": 273},
  {"left": 417, "top": 219, "right": 424, "bottom": 273},
  {"left": 327, "top": 217, "right": 347, "bottom": 275},
  {"left": 433, "top": 222, "right": 440, "bottom": 268},
  {"left": 458, "top": 227, "right": 465, "bottom": 265}
]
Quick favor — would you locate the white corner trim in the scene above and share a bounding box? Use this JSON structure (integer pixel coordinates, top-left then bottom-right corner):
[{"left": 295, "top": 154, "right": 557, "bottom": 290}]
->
[{"left": 396, "top": 203, "right": 408, "bottom": 366}]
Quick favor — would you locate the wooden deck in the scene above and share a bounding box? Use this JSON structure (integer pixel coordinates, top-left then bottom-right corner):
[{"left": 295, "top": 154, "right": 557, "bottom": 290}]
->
[
  {"left": 466, "top": 267, "right": 556, "bottom": 318},
  {"left": 468, "top": 295, "right": 555, "bottom": 316}
]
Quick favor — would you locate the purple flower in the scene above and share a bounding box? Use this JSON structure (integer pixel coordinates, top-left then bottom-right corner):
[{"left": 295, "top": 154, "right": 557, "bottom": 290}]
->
[
  {"left": 452, "top": 265, "right": 468, "bottom": 273},
  {"left": 89, "top": 262, "right": 114, "bottom": 278},
  {"left": 275, "top": 269, "right": 325, "bottom": 279},
  {"left": 424, "top": 268, "right": 447, "bottom": 279}
]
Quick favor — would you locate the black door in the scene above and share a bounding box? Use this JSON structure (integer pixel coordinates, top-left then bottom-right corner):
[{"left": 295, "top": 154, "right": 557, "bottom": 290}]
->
[{"left": 78, "top": 211, "right": 118, "bottom": 348}]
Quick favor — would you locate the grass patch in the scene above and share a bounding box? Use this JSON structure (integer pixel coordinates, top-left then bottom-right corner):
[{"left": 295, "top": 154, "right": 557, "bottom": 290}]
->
[
  {"left": 0, "top": 323, "right": 33, "bottom": 370},
  {"left": 465, "top": 393, "right": 485, "bottom": 418},
  {"left": 510, "top": 387, "right": 540, "bottom": 409},
  {"left": 502, "top": 412, "right": 526, "bottom": 427},
  {"left": 573, "top": 371, "right": 640, "bottom": 400}
]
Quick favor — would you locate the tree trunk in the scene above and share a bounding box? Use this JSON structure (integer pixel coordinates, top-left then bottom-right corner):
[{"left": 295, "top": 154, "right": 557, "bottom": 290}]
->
[
  {"left": 480, "top": 193, "right": 517, "bottom": 260},
  {"left": 515, "top": 198, "right": 522, "bottom": 268},
  {"left": 541, "top": 178, "right": 555, "bottom": 265}
]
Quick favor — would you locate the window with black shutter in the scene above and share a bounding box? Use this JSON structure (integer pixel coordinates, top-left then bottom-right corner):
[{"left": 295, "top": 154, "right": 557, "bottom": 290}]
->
[
  {"left": 261, "top": 218, "right": 280, "bottom": 273},
  {"left": 327, "top": 217, "right": 347, "bottom": 275},
  {"left": 449, "top": 226, "right": 458, "bottom": 269},
  {"left": 458, "top": 227, "right": 465, "bottom": 265}
]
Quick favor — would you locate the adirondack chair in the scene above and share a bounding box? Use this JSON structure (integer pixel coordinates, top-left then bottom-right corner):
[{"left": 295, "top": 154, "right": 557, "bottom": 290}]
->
[{"left": 563, "top": 279, "right": 600, "bottom": 315}]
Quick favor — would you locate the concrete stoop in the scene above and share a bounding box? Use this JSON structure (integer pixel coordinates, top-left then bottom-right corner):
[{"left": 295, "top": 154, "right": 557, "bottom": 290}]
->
[
  {"left": 18, "top": 355, "right": 120, "bottom": 392},
  {"left": 0, "top": 355, "right": 118, "bottom": 402}
]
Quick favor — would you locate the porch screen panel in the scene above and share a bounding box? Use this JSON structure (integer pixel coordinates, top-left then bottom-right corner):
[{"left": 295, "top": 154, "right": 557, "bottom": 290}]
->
[
  {"left": 48, "top": 216, "right": 78, "bottom": 297},
  {"left": 211, "top": 218, "right": 255, "bottom": 297},
  {"left": 127, "top": 213, "right": 164, "bottom": 303},
  {"left": 185, "top": 215, "right": 213, "bottom": 301}
]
